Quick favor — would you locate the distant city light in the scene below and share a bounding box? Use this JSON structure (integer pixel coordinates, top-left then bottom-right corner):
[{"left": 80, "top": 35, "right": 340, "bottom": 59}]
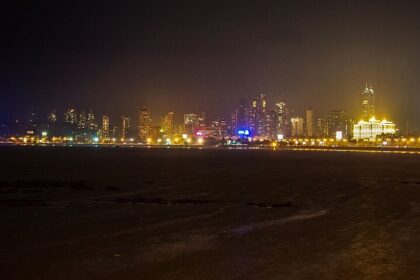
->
[
  {"left": 238, "top": 129, "right": 250, "bottom": 136},
  {"left": 2, "top": 84, "right": 414, "bottom": 148}
]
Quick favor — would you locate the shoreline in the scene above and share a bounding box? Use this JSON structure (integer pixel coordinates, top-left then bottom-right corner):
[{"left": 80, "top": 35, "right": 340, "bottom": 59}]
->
[{"left": 1, "top": 143, "right": 419, "bottom": 154}]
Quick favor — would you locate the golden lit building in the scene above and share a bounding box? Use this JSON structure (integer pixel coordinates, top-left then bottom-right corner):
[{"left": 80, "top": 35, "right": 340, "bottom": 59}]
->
[
  {"left": 121, "top": 116, "right": 130, "bottom": 140},
  {"left": 353, "top": 117, "right": 396, "bottom": 141},
  {"left": 102, "top": 115, "right": 110, "bottom": 140},
  {"left": 291, "top": 117, "right": 304, "bottom": 137},
  {"left": 163, "top": 112, "right": 175, "bottom": 137},
  {"left": 138, "top": 106, "right": 152, "bottom": 141}
]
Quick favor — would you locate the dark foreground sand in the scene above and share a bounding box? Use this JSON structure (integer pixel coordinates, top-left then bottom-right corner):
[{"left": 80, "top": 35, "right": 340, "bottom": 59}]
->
[{"left": 1, "top": 146, "right": 420, "bottom": 280}]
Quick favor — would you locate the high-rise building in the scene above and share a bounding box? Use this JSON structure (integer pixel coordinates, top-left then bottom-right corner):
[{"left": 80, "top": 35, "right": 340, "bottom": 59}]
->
[
  {"left": 78, "top": 111, "right": 87, "bottom": 129},
  {"left": 183, "top": 113, "right": 205, "bottom": 135},
  {"left": 249, "top": 92, "right": 268, "bottom": 137},
  {"left": 328, "top": 110, "right": 348, "bottom": 137},
  {"left": 64, "top": 108, "right": 77, "bottom": 125},
  {"left": 210, "top": 119, "right": 228, "bottom": 139},
  {"left": 236, "top": 98, "right": 249, "bottom": 133},
  {"left": 121, "top": 116, "right": 130, "bottom": 140},
  {"left": 138, "top": 106, "right": 152, "bottom": 141},
  {"left": 231, "top": 110, "right": 238, "bottom": 136},
  {"left": 231, "top": 98, "right": 249, "bottom": 136},
  {"left": 87, "top": 109, "right": 97, "bottom": 130},
  {"left": 266, "top": 109, "right": 277, "bottom": 139},
  {"left": 163, "top": 112, "right": 175, "bottom": 137},
  {"left": 102, "top": 115, "right": 110, "bottom": 139},
  {"left": 291, "top": 117, "right": 304, "bottom": 137},
  {"left": 316, "top": 118, "right": 328, "bottom": 137},
  {"left": 274, "top": 102, "right": 290, "bottom": 137},
  {"left": 47, "top": 110, "right": 57, "bottom": 123},
  {"left": 361, "top": 83, "right": 375, "bottom": 120},
  {"left": 306, "top": 108, "right": 314, "bottom": 137},
  {"left": 219, "top": 119, "right": 228, "bottom": 138}
]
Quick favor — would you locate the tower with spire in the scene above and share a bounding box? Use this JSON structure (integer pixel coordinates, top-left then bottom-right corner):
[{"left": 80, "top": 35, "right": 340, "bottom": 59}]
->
[{"left": 361, "top": 83, "right": 375, "bottom": 120}]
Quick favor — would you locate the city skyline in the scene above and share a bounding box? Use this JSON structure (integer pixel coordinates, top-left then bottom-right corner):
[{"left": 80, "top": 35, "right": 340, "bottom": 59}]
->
[{"left": 3, "top": 83, "right": 415, "bottom": 142}]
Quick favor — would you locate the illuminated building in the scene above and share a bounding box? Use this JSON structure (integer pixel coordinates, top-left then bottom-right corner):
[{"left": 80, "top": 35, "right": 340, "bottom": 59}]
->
[
  {"left": 232, "top": 98, "right": 249, "bottom": 136},
  {"left": 231, "top": 110, "right": 238, "bottom": 136},
  {"left": 274, "top": 101, "right": 290, "bottom": 138},
  {"left": 291, "top": 117, "right": 304, "bottom": 137},
  {"left": 361, "top": 83, "right": 375, "bottom": 120},
  {"left": 183, "top": 113, "right": 205, "bottom": 134},
  {"left": 149, "top": 126, "right": 163, "bottom": 140},
  {"left": 353, "top": 117, "right": 396, "bottom": 140},
  {"left": 209, "top": 119, "right": 228, "bottom": 139},
  {"left": 138, "top": 106, "right": 152, "bottom": 141},
  {"left": 328, "top": 110, "right": 348, "bottom": 137},
  {"left": 102, "top": 115, "right": 110, "bottom": 139},
  {"left": 306, "top": 108, "right": 313, "bottom": 137},
  {"left": 87, "top": 109, "right": 97, "bottom": 130},
  {"left": 121, "top": 116, "right": 130, "bottom": 140},
  {"left": 48, "top": 110, "right": 57, "bottom": 123},
  {"left": 163, "top": 112, "right": 175, "bottom": 136},
  {"left": 249, "top": 92, "right": 268, "bottom": 136},
  {"left": 266, "top": 109, "right": 277, "bottom": 139},
  {"left": 64, "top": 108, "right": 77, "bottom": 125},
  {"left": 219, "top": 119, "right": 228, "bottom": 137},
  {"left": 78, "top": 111, "right": 87, "bottom": 129},
  {"left": 316, "top": 118, "right": 328, "bottom": 137}
]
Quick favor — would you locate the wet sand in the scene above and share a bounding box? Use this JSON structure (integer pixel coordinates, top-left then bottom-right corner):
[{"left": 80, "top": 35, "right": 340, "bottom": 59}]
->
[{"left": 1, "top": 146, "right": 420, "bottom": 279}]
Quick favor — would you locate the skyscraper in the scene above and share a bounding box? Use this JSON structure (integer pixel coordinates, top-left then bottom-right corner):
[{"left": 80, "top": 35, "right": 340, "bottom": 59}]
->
[
  {"left": 163, "top": 112, "right": 175, "bottom": 137},
  {"left": 138, "top": 106, "right": 152, "bottom": 141},
  {"left": 78, "top": 111, "right": 87, "bottom": 129},
  {"left": 183, "top": 113, "right": 204, "bottom": 135},
  {"left": 231, "top": 110, "right": 238, "bottom": 136},
  {"left": 274, "top": 102, "right": 290, "bottom": 137},
  {"left": 328, "top": 110, "right": 348, "bottom": 137},
  {"left": 102, "top": 115, "right": 110, "bottom": 140},
  {"left": 291, "top": 117, "right": 304, "bottom": 137},
  {"left": 87, "top": 109, "right": 97, "bottom": 130},
  {"left": 361, "top": 83, "right": 375, "bottom": 120},
  {"left": 47, "top": 110, "right": 57, "bottom": 123},
  {"left": 306, "top": 108, "right": 314, "bottom": 137},
  {"left": 121, "top": 116, "right": 130, "bottom": 140},
  {"left": 249, "top": 92, "right": 268, "bottom": 137},
  {"left": 64, "top": 108, "right": 77, "bottom": 125},
  {"left": 316, "top": 118, "right": 328, "bottom": 137}
]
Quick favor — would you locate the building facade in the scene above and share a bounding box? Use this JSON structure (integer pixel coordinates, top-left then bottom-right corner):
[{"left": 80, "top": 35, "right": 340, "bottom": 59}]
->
[
  {"left": 102, "top": 115, "right": 110, "bottom": 140},
  {"left": 138, "top": 106, "right": 152, "bottom": 141},
  {"left": 328, "top": 110, "right": 348, "bottom": 138},
  {"left": 362, "top": 83, "right": 375, "bottom": 120},
  {"left": 306, "top": 108, "right": 313, "bottom": 137},
  {"left": 353, "top": 117, "right": 396, "bottom": 140},
  {"left": 291, "top": 117, "right": 304, "bottom": 137}
]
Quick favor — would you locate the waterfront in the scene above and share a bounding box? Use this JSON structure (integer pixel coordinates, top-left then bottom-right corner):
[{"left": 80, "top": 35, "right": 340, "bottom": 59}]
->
[{"left": 1, "top": 146, "right": 420, "bottom": 279}]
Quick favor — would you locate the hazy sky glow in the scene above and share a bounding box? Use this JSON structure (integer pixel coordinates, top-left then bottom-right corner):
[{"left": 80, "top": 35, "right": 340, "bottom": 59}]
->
[{"left": 1, "top": 0, "right": 420, "bottom": 124}]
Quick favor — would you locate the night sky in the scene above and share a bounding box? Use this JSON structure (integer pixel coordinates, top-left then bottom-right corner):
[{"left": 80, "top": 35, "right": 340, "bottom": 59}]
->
[{"left": 1, "top": 0, "right": 420, "bottom": 124}]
